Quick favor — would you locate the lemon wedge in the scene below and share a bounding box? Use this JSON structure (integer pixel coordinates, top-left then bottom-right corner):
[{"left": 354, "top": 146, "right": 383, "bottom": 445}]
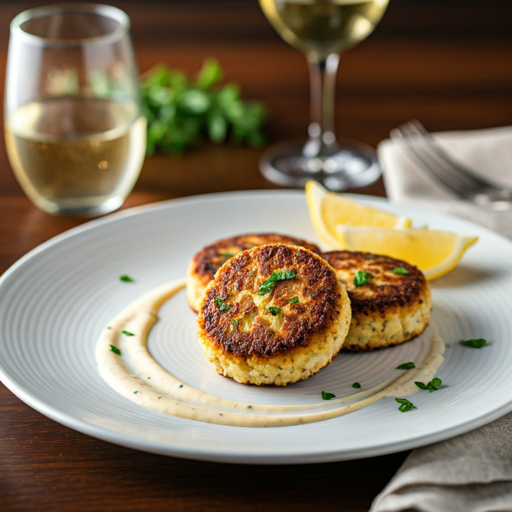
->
[
  {"left": 335, "top": 225, "right": 479, "bottom": 280},
  {"left": 305, "top": 180, "right": 412, "bottom": 248}
]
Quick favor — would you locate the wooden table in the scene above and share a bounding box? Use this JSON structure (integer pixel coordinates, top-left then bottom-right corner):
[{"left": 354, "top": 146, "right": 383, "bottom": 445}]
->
[{"left": 1, "top": 1, "right": 511, "bottom": 510}]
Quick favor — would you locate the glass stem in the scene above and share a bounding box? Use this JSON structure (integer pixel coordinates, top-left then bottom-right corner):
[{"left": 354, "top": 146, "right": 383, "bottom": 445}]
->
[{"left": 303, "top": 52, "right": 340, "bottom": 158}]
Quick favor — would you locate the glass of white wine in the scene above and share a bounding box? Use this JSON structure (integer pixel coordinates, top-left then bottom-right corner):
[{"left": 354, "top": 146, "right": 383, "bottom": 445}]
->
[
  {"left": 5, "top": 4, "right": 146, "bottom": 216},
  {"left": 259, "top": 0, "right": 389, "bottom": 190}
]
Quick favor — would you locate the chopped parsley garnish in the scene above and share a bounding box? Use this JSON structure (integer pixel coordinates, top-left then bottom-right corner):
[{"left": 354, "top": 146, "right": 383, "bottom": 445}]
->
[
  {"left": 179, "top": 384, "right": 184, "bottom": 388},
  {"left": 396, "top": 362, "right": 415, "bottom": 370},
  {"left": 134, "top": 391, "right": 139, "bottom": 394},
  {"left": 354, "top": 271, "right": 374, "bottom": 287},
  {"left": 268, "top": 306, "right": 282, "bottom": 316},
  {"left": 352, "top": 382, "right": 361, "bottom": 389},
  {"left": 109, "top": 344, "right": 121, "bottom": 355},
  {"left": 322, "top": 391, "right": 336, "bottom": 400},
  {"left": 460, "top": 338, "right": 490, "bottom": 349},
  {"left": 289, "top": 296, "right": 299, "bottom": 304},
  {"left": 415, "top": 378, "right": 444, "bottom": 392},
  {"left": 119, "top": 275, "right": 134, "bottom": 282},
  {"left": 122, "top": 330, "right": 135, "bottom": 336},
  {"left": 395, "top": 397, "right": 416, "bottom": 412},
  {"left": 215, "top": 297, "right": 232, "bottom": 312},
  {"left": 257, "top": 270, "right": 297, "bottom": 296},
  {"left": 393, "top": 267, "right": 409, "bottom": 275},
  {"left": 106, "top": 326, "right": 112, "bottom": 330},
  {"left": 220, "top": 252, "right": 235, "bottom": 259},
  {"left": 231, "top": 319, "right": 239, "bottom": 326}
]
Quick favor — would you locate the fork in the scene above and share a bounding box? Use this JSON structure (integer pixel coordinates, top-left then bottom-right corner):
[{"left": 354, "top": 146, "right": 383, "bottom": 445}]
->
[{"left": 390, "top": 120, "right": 512, "bottom": 209}]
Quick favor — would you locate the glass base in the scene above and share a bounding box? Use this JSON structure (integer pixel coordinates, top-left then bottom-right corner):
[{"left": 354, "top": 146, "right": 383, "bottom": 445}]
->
[
  {"left": 34, "top": 195, "right": 125, "bottom": 217},
  {"left": 259, "top": 138, "right": 381, "bottom": 191}
]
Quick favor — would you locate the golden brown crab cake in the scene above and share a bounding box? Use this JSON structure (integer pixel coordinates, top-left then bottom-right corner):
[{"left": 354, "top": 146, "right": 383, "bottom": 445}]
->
[
  {"left": 197, "top": 244, "right": 351, "bottom": 386},
  {"left": 187, "top": 233, "right": 321, "bottom": 313},
  {"left": 323, "top": 251, "right": 432, "bottom": 351}
]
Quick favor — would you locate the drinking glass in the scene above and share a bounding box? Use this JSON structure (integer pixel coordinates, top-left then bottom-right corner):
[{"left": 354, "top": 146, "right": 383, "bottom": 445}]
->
[
  {"left": 5, "top": 3, "right": 146, "bottom": 216},
  {"left": 259, "top": 0, "right": 389, "bottom": 191}
]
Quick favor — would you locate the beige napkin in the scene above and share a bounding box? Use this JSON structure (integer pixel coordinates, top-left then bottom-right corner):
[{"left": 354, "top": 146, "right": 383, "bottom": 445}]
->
[{"left": 371, "top": 126, "right": 512, "bottom": 512}]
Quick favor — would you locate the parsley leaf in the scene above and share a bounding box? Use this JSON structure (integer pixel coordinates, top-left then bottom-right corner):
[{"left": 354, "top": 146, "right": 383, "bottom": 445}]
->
[
  {"left": 257, "top": 270, "right": 297, "bottom": 296},
  {"left": 396, "top": 362, "right": 415, "bottom": 370},
  {"left": 231, "top": 320, "right": 239, "bottom": 326},
  {"left": 119, "top": 275, "right": 134, "bottom": 282},
  {"left": 415, "top": 378, "right": 445, "bottom": 392},
  {"left": 109, "top": 344, "right": 121, "bottom": 355},
  {"left": 354, "top": 271, "right": 374, "bottom": 287},
  {"left": 460, "top": 338, "right": 490, "bottom": 349},
  {"left": 352, "top": 382, "right": 361, "bottom": 389},
  {"left": 322, "top": 391, "right": 336, "bottom": 400},
  {"left": 142, "top": 60, "right": 267, "bottom": 154},
  {"left": 395, "top": 397, "right": 416, "bottom": 412},
  {"left": 289, "top": 296, "right": 299, "bottom": 304},
  {"left": 122, "top": 330, "right": 135, "bottom": 336},
  {"left": 393, "top": 267, "right": 409, "bottom": 275},
  {"left": 268, "top": 306, "right": 282, "bottom": 316},
  {"left": 215, "top": 297, "right": 232, "bottom": 312}
]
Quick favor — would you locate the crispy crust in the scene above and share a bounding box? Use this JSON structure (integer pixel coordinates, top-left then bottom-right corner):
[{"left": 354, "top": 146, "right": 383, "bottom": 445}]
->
[
  {"left": 323, "top": 251, "right": 432, "bottom": 351},
  {"left": 199, "top": 244, "right": 343, "bottom": 359},
  {"left": 187, "top": 233, "right": 321, "bottom": 313}
]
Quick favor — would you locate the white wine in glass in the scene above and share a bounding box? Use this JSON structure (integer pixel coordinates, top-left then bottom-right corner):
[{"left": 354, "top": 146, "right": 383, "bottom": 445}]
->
[
  {"left": 259, "top": 0, "right": 389, "bottom": 191},
  {"left": 5, "top": 4, "right": 146, "bottom": 216}
]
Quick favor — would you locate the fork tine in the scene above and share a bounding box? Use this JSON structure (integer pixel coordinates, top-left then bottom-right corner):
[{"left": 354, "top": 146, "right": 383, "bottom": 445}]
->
[
  {"left": 405, "top": 120, "right": 492, "bottom": 189},
  {"left": 390, "top": 127, "right": 469, "bottom": 198}
]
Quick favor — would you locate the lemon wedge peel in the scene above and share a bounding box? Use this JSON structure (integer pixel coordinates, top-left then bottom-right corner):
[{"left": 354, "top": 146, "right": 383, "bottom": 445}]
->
[
  {"left": 335, "top": 225, "right": 479, "bottom": 280},
  {"left": 305, "top": 180, "right": 412, "bottom": 250}
]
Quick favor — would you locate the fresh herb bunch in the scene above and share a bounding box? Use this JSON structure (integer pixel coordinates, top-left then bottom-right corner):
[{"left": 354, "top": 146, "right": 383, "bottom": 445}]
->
[{"left": 141, "top": 59, "right": 267, "bottom": 154}]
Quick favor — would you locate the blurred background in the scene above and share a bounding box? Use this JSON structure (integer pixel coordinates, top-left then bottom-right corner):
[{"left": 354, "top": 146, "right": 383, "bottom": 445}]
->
[{"left": 1, "top": 0, "right": 511, "bottom": 200}]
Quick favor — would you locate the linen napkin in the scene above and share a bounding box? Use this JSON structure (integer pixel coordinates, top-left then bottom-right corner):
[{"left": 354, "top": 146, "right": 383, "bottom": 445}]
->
[{"left": 370, "top": 126, "right": 512, "bottom": 512}]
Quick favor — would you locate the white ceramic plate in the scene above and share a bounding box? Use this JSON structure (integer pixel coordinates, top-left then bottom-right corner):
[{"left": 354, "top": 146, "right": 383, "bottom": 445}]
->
[{"left": 1, "top": 190, "right": 512, "bottom": 464}]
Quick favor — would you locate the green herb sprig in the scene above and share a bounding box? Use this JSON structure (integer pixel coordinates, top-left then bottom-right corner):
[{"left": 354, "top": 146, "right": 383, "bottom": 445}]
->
[
  {"left": 257, "top": 270, "right": 297, "bottom": 296},
  {"left": 415, "top": 378, "right": 446, "bottom": 392},
  {"left": 322, "top": 391, "right": 336, "bottom": 400},
  {"left": 396, "top": 362, "right": 415, "bottom": 370},
  {"left": 141, "top": 59, "right": 267, "bottom": 154},
  {"left": 109, "top": 344, "right": 121, "bottom": 355},
  {"left": 395, "top": 398, "right": 416, "bottom": 412},
  {"left": 460, "top": 338, "right": 490, "bottom": 349},
  {"left": 354, "top": 271, "right": 374, "bottom": 287},
  {"left": 215, "top": 297, "right": 232, "bottom": 312},
  {"left": 119, "top": 274, "right": 134, "bottom": 282}
]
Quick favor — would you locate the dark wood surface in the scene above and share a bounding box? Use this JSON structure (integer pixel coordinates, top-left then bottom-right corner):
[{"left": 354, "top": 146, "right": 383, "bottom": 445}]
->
[{"left": 1, "top": 1, "right": 511, "bottom": 510}]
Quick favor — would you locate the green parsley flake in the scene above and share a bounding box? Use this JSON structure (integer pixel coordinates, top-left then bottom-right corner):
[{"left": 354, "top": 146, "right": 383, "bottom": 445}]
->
[
  {"left": 257, "top": 270, "right": 297, "bottom": 296},
  {"left": 354, "top": 271, "right": 374, "bottom": 287},
  {"left": 231, "top": 320, "right": 239, "bottom": 326},
  {"left": 119, "top": 275, "right": 134, "bottom": 282},
  {"left": 393, "top": 267, "right": 409, "bottom": 275},
  {"left": 215, "top": 297, "right": 232, "bottom": 312},
  {"left": 220, "top": 252, "right": 235, "bottom": 259},
  {"left": 289, "top": 296, "right": 299, "bottom": 304},
  {"left": 122, "top": 330, "right": 135, "bottom": 336},
  {"left": 268, "top": 306, "right": 282, "bottom": 316},
  {"left": 415, "top": 378, "right": 444, "bottom": 392},
  {"left": 352, "top": 382, "right": 361, "bottom": 389},
  {"left": 460, "top": 338, "right": 490, "bottom": 349},
  {"left": 109, "top": 344, "right": 121, "bottom": 355},
  {"left": 322, "top": 391, "right": 336, "bottom": 400},
  {"left": 134, "top": 391, "right": 139, "bottom": 394},
  {"left": 395, "top": 397, "right": 416, "bottom": 412},
  {"left": 179, "top": 384, "right": 184, "bottom": 388},
  {"left": 106, "top": 326, "right": 112, "bottom": 330},
  {"left": 396, "top": 362, "right": 415, "bottom": 370}
]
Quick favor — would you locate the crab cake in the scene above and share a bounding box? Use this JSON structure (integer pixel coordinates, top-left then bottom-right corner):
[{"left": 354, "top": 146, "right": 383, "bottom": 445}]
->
[
  {"left": 323, "top": 251, "right": 432, "bottom": 351},
  {"left": 187, "top": 233, "right": 321, "bottom": 313},
  {"left": 197, "top": 244, "right": 351, "bottom": 386}
]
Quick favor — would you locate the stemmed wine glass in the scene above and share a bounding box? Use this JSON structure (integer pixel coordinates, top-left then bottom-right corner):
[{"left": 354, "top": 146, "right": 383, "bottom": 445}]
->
[{"left": 259, "top": 0, "right": 389, "bottom": 191}]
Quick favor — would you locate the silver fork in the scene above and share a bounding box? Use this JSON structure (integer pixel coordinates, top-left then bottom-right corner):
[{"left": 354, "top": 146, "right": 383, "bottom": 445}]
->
[{"left": 390, "top": 120, "right": 512, "bottom": 209}]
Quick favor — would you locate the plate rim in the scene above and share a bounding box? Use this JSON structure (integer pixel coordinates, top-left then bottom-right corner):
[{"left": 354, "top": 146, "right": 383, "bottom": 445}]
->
[{"left": 2, "top": 189, "right": 512, "bottom": 464}]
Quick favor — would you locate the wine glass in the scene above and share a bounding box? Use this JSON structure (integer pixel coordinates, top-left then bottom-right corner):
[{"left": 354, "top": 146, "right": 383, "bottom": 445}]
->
[
  {"left": 259, "top": 0, "right": 389, "bottom": 191},
  {"left": 4, "top": 4, "right": 146, "bottom": 216}
]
